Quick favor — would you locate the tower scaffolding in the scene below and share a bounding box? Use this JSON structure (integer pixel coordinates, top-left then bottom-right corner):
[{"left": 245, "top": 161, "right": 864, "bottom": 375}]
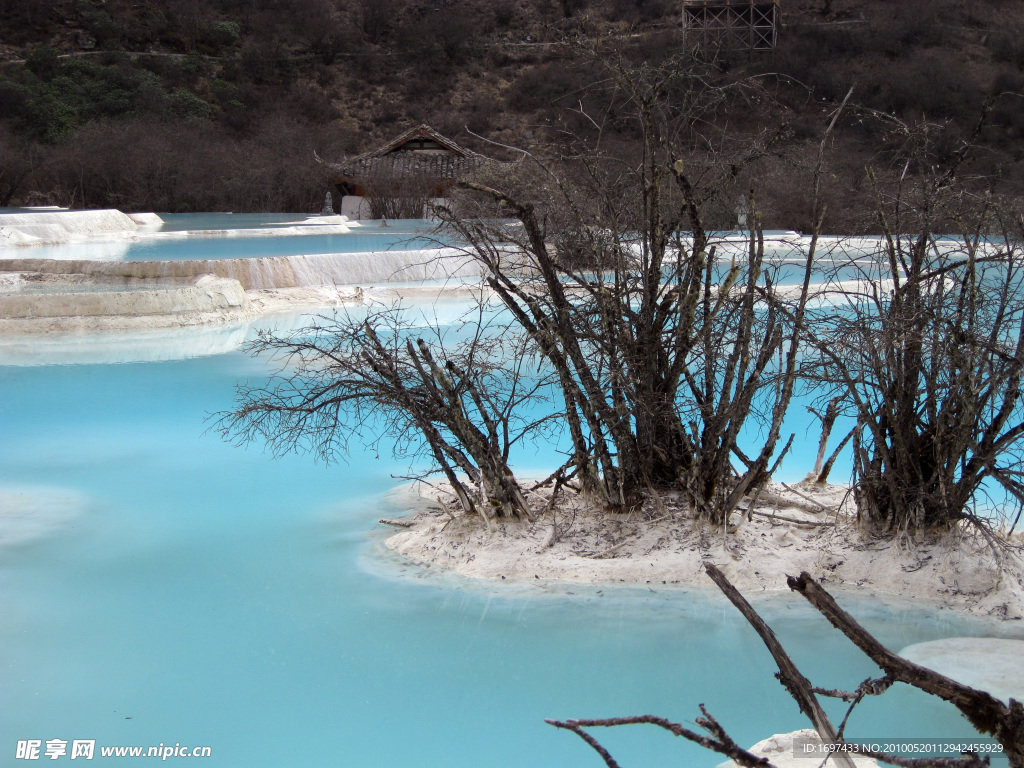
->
[{"left": 682, "top": 0, "right": 780, "bottom": 55}]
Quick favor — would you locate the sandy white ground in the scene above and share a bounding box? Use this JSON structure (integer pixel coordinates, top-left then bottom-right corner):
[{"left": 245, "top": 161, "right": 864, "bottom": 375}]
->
[{"left": 382, "top": 480, "right": 1024, "bottom": 620}]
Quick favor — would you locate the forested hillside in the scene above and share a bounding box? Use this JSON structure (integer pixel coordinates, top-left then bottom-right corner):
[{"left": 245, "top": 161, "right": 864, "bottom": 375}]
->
[{"left": 1, "top": 0, "right": 1023, "bottom": 227}]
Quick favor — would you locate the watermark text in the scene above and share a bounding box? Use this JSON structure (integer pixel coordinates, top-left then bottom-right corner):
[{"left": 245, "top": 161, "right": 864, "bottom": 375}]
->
[{"left": 15, "top": 740, "right": 212, "bottom": 760}]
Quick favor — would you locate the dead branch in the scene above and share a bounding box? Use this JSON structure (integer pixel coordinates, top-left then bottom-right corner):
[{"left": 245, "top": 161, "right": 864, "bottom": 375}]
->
[
  {"left": 546, "top": 566, "right": 1010, "bottom": 768},
  {"left": 546, "top": 713, "right": 777, "bottom": 768},
  {"left": 781, "top": 482, "right": 837, "bottom": 514},
  {"left": 587, "top": 537, "right": 634, "bottom": 560},
  {"left": 809, "top": 397, "right": 841, "bottom": 479},
  {"left": 788, "top": 572, "right": 1024, "bottom": 765},
  {"left": 545, "top": 720, "right": 624, "bottom": 768},
  {"left": 703, "top": 562, "right": 859, "bottom": 768},
  {"left": 757, "top": 488, "right": 836, "bottom": 516},
  {"left": 812, "top": 676, "right": 894, "bottom": 703},
  {"left": 853, "top": 747, "right": 990, "bottom": 768},
  {"left": 750, "top": 510, "right": 836, "bottom": 527}
]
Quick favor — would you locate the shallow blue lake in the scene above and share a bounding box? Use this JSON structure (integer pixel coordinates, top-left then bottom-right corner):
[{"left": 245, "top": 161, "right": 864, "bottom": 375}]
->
[
  {"left": 0, "top": 213, "right": 444, "bottom": 262},
  {"left": 0, "top": 223, "right": 1018, "bottom": 766}
]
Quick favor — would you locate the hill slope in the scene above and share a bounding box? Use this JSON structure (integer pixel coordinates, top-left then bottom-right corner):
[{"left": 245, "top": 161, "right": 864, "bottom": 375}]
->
[{"left": 1, "top": 0, "right": 1022, "bottom": 226}]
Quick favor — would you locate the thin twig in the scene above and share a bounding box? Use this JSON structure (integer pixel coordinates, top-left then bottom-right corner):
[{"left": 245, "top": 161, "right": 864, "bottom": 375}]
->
[{"left": 750, "top": 510, "right": 836, "bottom": 527}]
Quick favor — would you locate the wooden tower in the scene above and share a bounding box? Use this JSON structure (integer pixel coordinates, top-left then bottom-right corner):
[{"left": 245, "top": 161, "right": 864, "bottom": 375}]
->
[{"left": 682, "top": 0, "right": 780, "bottom": 55}]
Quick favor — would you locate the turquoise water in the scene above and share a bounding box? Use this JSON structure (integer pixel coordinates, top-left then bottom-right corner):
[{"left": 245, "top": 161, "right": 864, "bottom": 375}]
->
[
  {"left": 0, "top": 210, "right": 1017, "bottom": 764},
  {"left": 131, "top": 217, "right": 443, "bottom": 261},
  {"left": 155, "top": 213, "right": 321, "bottom": 231},
  {"left": 0, "top": 303, "right": 1018, "bottom": 767},
  {"left": 0, "top": 213, "right": 444, "bottom": 262},
  {"left": 125, "top": 230, "right": 441, "bottom": 261}
]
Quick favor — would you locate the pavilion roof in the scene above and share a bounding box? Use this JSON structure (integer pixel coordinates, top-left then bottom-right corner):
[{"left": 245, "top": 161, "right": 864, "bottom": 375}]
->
[{"left": 325, "top": 124, "right": 495, "bottom": 182}]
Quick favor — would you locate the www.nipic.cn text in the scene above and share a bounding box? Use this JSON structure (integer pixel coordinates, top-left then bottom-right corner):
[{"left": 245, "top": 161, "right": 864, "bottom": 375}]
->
[{"left": 15, "top": 740, "right": 213, "bottom": 760}]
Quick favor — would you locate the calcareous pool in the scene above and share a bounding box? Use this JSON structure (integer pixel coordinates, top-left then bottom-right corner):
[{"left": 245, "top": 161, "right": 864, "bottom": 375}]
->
[{"left": 0, "top": 214, "right": 1018, "bottom": 767}]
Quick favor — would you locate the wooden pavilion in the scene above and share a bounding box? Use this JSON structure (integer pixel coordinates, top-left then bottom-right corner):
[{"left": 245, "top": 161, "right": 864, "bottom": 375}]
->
[{"left": 322, "top": 125, "right": 495, "bottom": 219}]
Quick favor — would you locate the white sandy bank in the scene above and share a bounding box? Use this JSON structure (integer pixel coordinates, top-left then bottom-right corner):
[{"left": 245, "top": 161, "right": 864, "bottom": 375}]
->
[{"left": 382, "top": 481, "right": 1024, "bottom": 619}]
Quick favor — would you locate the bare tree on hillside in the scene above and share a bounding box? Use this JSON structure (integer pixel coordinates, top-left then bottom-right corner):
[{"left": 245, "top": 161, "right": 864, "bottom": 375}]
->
[
  {"left": 357, "top": 0, "right": 401, "bottom": 44},
  {"left": 0, "top": 127, "right": 42, "bottom": 207}
]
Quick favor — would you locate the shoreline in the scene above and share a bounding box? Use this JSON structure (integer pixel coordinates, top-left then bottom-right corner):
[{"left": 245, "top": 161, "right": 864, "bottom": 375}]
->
[{"left": 380, "top": 480, "right": 1024, "bottom": 620}]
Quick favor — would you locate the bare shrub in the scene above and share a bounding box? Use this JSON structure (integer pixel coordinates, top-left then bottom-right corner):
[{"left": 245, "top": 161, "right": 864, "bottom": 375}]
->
[
  {"left": 804, "top": 121, "right": 1024, "bottom": 532},
  {"left": 357, "top": 0, "right": 402, "bottom": 44},
  {"left": 437, "top": 46, "right": 816, "bottom": 520},
  {"left": 217, "top": 305, "right": 550, "bottom": 524},
  {"left": 361, "top": 170, "right": 435, "bottom": 220}
]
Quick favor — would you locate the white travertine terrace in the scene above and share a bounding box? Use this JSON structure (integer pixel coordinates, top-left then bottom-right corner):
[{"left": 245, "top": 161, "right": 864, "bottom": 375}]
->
[
  {"left": 0, "top": 248, "right": 484, "bottom": 290},
  {"left": 717, "top": 730, "right": 878, "bottom": 768},
  {"left": 0, "top": 274, "right": 247, "bottom": 319},
  {"left": 0, "top": 209, "right": 145, "bottom": 245},
  {"left": 899, "top": 637, "right": 1024, "bottom": 704},
  {"left": 0, "top": 209, "right": 355, "bottom": 251}
]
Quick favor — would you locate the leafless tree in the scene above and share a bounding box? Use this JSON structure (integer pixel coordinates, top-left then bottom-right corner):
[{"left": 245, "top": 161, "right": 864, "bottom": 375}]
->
[
  {"left": 216, "top": 303, "right": 557, "bottom": 524},
  {"left": 219, "top": 44, "right": 828, "bottom": 527},
  {"left": 0, "top": 126, "right": 42, "bottom": 207},
  {"left": 434, "top": 45, "right": 819, "bottom": 522},
  {"left": 361, "top": 169, "right": 435, "bottom": 220},
  {"left": 803, "top": 118, "right": 1024, "bottom": 532}
]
